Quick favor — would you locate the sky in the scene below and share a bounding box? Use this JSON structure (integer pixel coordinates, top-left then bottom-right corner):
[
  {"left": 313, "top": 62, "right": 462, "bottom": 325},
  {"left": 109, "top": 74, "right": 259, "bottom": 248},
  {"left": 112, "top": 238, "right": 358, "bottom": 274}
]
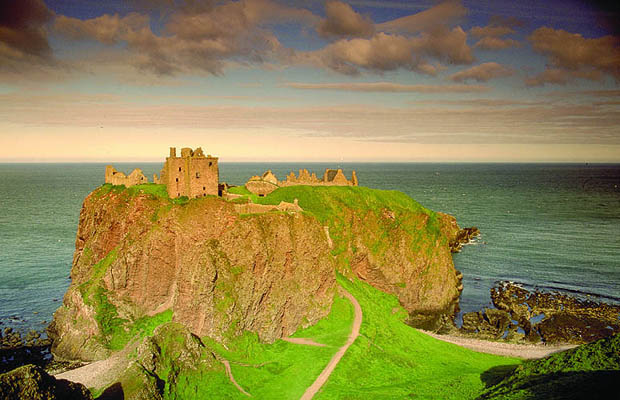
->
[{"left": 0, "top": 0, "right": 619, "bottom": 162}]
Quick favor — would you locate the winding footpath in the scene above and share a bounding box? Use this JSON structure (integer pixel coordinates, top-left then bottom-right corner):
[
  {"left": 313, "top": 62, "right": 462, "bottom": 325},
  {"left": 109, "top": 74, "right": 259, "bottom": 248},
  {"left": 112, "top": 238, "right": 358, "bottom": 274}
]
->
[
  {"left": 300, "top": 288, "right": 363, "bottom": 400},
  {"left": 221, "top": 359, "right": 252, "bottom": 397}
]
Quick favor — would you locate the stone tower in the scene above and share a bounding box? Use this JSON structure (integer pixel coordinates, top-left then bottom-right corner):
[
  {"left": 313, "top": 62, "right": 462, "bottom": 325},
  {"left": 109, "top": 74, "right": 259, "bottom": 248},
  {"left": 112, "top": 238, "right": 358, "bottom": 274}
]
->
[{"left": 157, "top": 147, "right": 219, "bottom": 199}]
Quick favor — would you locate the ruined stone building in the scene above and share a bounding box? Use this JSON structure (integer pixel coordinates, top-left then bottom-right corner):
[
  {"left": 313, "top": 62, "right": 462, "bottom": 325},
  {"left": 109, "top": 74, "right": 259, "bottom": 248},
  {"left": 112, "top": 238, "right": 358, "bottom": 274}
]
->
[
  {"left": 154, "top": 147, "right": 219, "bottom": 199},
  {"left": 104, "top": 148, "right": 358, "bottom": 201},
  {"left": 245, "top": 168, "right": 358, "bottom": 196},
  {"left": 104, "top": 166, "right": 148, "bottom": 186},
  {"left": 105, "top": 147, "right": 219, "bottom": 199}
]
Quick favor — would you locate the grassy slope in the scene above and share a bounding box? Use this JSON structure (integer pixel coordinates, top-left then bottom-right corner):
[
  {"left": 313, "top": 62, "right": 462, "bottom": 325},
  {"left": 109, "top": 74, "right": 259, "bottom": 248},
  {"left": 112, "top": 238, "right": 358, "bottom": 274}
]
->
[
  {"left": 199, "top": 292, "right": 355, "bottom": 399},
  {"left": 313, "top": 276, "right": 520, "bottom": 399},
  {"left": 480, "top": 333, "right": 620, "bottom": 400}
]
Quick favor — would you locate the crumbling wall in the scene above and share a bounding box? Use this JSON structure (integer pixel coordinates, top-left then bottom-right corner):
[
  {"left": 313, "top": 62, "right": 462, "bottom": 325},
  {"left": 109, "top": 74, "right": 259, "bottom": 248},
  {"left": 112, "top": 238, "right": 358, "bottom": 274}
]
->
[
  {"left": 244, "top": 168, "right": 358, "bottom": 196},
  {"left": 234, "top": 199, "right": 302, "bottom": 214},
  {"left": 104, "top": 166, "right": 148, "bottom": 187}
]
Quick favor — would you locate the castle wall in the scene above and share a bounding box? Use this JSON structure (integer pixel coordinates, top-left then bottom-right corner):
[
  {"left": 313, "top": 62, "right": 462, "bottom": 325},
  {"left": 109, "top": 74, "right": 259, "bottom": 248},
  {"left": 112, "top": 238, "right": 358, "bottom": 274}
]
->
[
  {"left": 105, "top": 166, "right": 147, "bottom": 187},
  {"left": 244, "top": 168, "right": 358, "bottom": 196}
]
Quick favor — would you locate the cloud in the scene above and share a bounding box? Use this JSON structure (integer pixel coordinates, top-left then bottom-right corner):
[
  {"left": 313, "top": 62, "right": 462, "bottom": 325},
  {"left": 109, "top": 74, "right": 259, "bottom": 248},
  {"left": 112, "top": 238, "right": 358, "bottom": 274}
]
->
[
  {"left": 376, "top": 0, "right": 466, "bottom": 34},
  {"left": 55, "top": 13, "right": 150, "bottom": 45},
  {"left": 0, "top": 0, "right": 54, "bottom": 68},
  {"left": 282, "top": 81, "right": 488, "bottom": 92},
  {"left": 300, "top": 32, "right": 423, "bottom": 75},
  {"left": 470, "top": 26, "right": 514, "bottom": 38},
  {"left": 529, "top": 27, "right": 620, "bottom": 82},
  {"left": 411, "top": 26, "right": 473, "bottom": 65},
  {"left": 525, "top": 68, "right": 603, "bottom": 87},
  {"left": 474, "top": 37, "right": 520, "bottom": 50},
  {"left": 470, "top": 15, "right": 522, "bottom": 50},
  {"left": 302, "top": 24, "right": 472, "bottom": 76},
  {"left": 3, "top": 93, "right": 619, "bottom": 146},
  {"left": 317, "top": 1, "right": 374, "bottom": 38},
  {"left": 449, "top": 62, "right": 513, "bottom": 82},
  {"left": 53, "top": 0, "right": 316, "bottom": 76}
]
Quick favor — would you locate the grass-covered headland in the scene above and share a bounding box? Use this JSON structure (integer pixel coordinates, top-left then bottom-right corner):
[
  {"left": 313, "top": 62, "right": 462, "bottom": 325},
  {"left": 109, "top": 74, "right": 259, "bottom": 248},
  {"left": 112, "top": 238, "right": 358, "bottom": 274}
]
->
[{"left": 60, "top": 183, "right": 619, "bottom": 399}]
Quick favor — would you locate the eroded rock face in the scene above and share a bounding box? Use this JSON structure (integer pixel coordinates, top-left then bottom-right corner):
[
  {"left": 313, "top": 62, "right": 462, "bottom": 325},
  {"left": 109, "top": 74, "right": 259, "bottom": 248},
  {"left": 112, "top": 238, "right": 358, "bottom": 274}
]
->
[
  {"left": 343, "top": 208, "right": 463, "bottom": 331},
  {"left": 51, "top": 189, "right": 336, "bottom": 361},
  {"left": 0, "top": 364, "right": 91, "bottom": 400}
]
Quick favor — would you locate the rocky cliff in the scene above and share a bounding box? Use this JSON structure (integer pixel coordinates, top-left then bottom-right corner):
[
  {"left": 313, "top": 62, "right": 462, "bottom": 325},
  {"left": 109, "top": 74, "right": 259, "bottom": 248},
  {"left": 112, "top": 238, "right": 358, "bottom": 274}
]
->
[{"left": 50, "top": 184, "right": 464, "bottom": 361}]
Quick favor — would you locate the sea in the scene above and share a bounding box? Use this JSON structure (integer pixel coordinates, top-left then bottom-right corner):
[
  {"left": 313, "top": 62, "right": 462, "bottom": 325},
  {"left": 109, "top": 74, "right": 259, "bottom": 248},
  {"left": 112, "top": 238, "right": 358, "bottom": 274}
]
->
[{"left": 1, "top": 163, "right": 619, "bottom": 334}]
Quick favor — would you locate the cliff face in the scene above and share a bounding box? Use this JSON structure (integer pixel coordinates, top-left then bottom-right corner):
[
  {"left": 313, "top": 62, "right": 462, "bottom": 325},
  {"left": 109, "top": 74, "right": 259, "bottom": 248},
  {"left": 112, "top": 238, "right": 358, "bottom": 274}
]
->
[
  {"left": 50, "top": 184, "right": 463, "bottom": 361},
  {"left": 256, "top": 186, "right": 462, "bottom": 329}
]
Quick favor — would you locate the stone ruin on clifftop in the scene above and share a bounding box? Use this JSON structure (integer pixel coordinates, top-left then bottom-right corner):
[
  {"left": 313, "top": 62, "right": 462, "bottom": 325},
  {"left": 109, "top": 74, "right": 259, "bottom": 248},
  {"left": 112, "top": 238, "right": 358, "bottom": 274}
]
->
[
  {"left": 105, "top": 147, "right": 358, "bottom": 200},
  {"left": 245, "top": 168, "right": 358, "bottom": 196}
]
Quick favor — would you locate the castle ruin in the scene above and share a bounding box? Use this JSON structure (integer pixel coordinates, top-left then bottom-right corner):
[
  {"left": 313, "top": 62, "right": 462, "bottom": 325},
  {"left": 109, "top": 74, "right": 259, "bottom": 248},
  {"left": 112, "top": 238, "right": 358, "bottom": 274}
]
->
[
  {"left": 154, "top": 147, "right": 219, "bottom": 199},
  {"left": 105, "top": 166, "right": 148, "bottom": 186},
  {"left": 105, "top": 148, "right": 358, "bottom": 201},
  {"left": 245, "top": 168, "right": 358, "bottom": 196}
]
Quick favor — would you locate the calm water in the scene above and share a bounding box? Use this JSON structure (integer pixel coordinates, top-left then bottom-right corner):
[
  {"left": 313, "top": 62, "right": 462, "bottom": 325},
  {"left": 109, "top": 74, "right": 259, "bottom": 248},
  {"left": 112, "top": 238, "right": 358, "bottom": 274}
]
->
[{"left": 1, "top": 163, "right": 619, "bottom": 333}]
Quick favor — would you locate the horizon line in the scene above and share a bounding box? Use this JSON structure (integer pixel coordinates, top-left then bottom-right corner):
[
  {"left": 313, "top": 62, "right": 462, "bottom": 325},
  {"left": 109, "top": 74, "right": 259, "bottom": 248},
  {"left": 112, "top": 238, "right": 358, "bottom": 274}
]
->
[{"left": 1, "top": 160, "right": 619, "bottom": 165}]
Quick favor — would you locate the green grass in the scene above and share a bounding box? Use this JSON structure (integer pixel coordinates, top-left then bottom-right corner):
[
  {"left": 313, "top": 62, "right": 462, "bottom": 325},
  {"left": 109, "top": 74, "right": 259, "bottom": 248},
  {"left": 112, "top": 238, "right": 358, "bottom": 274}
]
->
[
  {"left": 95, "top": 183, "right": 189, "bottom": 204},
  {"left": 480, "top": 333, "right": 620, "bottom": 399},
  {"left": 125, "top": 183, "right": 169, "bottom": 199},
  {"left": 254, "top": 185, "right": 430, "bottom": 223},
  {"left": 198, "top": 292, "right": 355, "bottom": 399},
  {"left": 307, "top": 275, "right": 521, "bottom": 399}
]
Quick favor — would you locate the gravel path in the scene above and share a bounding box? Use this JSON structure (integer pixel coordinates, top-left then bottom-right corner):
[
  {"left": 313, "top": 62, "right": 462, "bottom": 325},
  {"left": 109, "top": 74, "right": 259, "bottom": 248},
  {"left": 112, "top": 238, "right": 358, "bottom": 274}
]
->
[
  {"left": 300, "top": 288, "right": 362, "bottom": 400},
  {"left": 419, "top": 330, "right": 577, "bottom": 359},
  {"left": 282, "top": 337, "right": 326, "bottom": 347}
]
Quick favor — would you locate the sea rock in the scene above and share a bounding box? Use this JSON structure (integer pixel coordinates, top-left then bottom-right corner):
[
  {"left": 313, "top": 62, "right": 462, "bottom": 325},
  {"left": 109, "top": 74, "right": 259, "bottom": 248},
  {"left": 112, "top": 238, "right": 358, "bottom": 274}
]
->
[
  {"left": 1, "top": 328, "right": 53, "bottom": 374},
  {"left": 0, "top": 364, "right": 91, "bottom": 400},
  {"left": 461, "top": 308, "right": 513, "bottom": 339},
  {"left": 449, "top": 226, "right": 480, "bottom": 253},
  {"left": 490, "top": 282, "right": 620, "bottom": 344}
]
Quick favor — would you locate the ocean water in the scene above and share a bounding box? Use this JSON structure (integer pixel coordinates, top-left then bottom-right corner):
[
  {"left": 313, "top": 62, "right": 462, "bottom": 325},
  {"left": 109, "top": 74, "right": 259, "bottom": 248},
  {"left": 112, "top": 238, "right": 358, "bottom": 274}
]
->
[{"left": 1, "top": 163, "right": 619, "bottom": 334}]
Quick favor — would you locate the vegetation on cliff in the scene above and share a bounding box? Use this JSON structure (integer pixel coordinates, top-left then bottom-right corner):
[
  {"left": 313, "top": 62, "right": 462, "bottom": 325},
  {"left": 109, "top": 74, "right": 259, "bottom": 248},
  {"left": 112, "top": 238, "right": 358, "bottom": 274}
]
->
[{"left": 479, "top": 333, "right": 620, "bottom": 399}]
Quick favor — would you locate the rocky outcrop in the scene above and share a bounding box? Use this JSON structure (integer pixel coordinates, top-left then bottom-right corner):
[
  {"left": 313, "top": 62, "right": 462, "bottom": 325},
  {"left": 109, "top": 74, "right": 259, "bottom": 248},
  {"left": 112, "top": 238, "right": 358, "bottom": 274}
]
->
[
  {"left": 449, "top": 226, "right": 480, "bottom": 253},
  {"left": 462, "top": 282, "right": 620, "bottom": 344},
  {"left": 346, "top": 208, "right": 461, "bottom": 330},
  {"left": 1, "top": 328, "right": 52, "bottom": 374},
  {"left": 269, "top": 188, "right": 466, "bottom": 332},
  {"left": 0, "top": 365, "right": 91, "bottom": 400},
  {"left": 50, "top": 184, "right": 465, "bottom": 360}
]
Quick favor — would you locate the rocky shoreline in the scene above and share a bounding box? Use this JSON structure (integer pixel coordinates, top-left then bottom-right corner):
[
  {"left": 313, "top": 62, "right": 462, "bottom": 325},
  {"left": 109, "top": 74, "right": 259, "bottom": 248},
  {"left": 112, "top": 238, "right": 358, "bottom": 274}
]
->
[
  {"left": 459, "top": 281, "right": 620, "bottom": 344},
  {"left": 0, "top": 326, "right": 52, "bottom": 374}
]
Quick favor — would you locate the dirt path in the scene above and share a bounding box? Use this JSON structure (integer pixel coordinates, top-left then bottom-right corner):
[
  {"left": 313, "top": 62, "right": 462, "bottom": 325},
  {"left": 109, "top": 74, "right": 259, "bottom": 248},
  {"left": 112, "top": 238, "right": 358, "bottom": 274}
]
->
[
  {"left": 300, "top": 288, "right": 362, "bottom": 400},
  {"left": 221, "top": 359, "right": 251, "bottom": 397},
  {"left": 419, "top": 330, "right": 577, "bottom": 359},
  {"left": 53, "top": 342, "right": 135, "bottom": 389},
  {"left": 282, "top": 337, "right": 326, "bottom": 347}
]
